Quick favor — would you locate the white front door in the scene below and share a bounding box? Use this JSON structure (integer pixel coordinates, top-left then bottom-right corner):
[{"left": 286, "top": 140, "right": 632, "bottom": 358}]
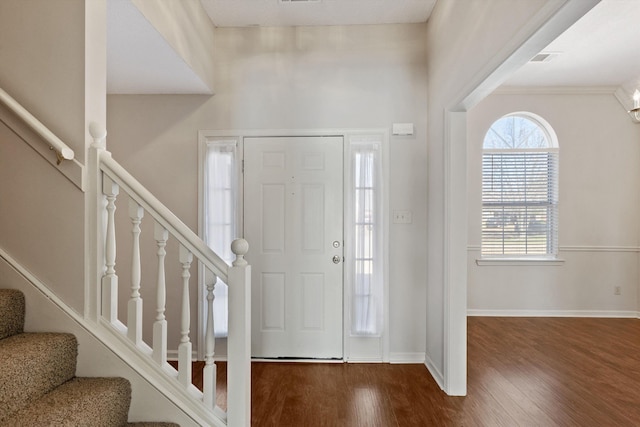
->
[{"left": 244, "top": 136, "right": 344, "bottom": 359}]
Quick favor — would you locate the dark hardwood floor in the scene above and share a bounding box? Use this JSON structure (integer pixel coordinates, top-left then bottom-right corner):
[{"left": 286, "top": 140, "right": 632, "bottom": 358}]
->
[{"left": 177, "top": 317, "right": 640, "bottom": 426}]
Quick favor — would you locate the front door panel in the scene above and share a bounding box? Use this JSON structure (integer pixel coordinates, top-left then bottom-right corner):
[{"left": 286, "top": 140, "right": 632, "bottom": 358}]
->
[{"left": 244, "top": 136, "right": 343, "bottom": 359}]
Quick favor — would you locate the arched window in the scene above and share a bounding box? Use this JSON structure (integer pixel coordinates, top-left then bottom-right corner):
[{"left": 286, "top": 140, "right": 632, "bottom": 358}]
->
[{"left": 481, "top": 113, "right": 559, "bottom": 257}]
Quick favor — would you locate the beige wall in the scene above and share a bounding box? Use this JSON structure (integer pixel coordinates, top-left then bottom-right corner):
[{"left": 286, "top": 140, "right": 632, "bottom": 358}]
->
[
  {"left": 107, "top": 23, "right": 428, "bottom": 357},
  {"left": 0, "top": 0, "right": 86, "bottom": 157},
  {"left": 0, "top": 0, "right": 106, "bottom": 312},
  {"left": 468, "top": 91, "right": 640, "bottom": 313},
  {"left": 0, "top": 123, "right": 85, "bottom": 311}
]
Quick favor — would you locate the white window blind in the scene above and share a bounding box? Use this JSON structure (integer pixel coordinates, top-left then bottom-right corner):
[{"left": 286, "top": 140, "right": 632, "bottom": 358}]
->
[
  {"left": 204, "top": 141, "right": 237, "bottom": 337},
  {"left": 481, "top": 114, "right": 559, "bottom": 258},
  {"left": 350, "top": 140, "right": 383, "bottom": 336}
]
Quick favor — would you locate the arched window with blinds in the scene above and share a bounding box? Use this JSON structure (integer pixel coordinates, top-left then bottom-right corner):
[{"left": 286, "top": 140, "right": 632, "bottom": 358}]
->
[{"left": 481, "top": 113, "right": 559, "bottom": 258}]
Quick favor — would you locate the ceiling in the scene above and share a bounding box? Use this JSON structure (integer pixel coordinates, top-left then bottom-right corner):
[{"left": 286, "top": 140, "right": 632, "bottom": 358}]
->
[
  {"left": 107, "top": 0, "right": 640, "bottom": 95},
  {"left": 200, "top": 0, "right": 437, "bottom": 27},
  {"left": 504, "top": 0, "right": 640, "bottom": 88},
  {"left": 107, "top": 0, "right": 212, "bottom": 94}
]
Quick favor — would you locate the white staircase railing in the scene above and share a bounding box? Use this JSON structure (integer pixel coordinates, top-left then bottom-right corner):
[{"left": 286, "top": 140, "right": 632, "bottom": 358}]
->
[
  {"left": 1, "top": 86, "right": 251, "bottom": 426},
  {"left": 0, "top": 88, "right": 84, "bottom": 190},
  {"left": 88, "top": 124, "right": 251, "bottom": 427},
  {"left": 0, "top": 88, "right": 74, "bottom": 163}
]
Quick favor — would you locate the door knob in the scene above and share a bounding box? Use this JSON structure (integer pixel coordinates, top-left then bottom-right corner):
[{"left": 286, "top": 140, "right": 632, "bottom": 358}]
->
[{"left": 332, "top": 255, "right": 341, "bottom": 264}]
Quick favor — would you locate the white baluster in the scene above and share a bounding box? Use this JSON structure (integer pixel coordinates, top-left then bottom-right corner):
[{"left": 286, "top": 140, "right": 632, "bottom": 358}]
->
[
  {"left": 203, "top": 276, "right": 217, "bottom": 409},
  {"left": 153, "top": 222, "right": 169, "bottom": 365},
  {"left": 227, "top": 238, "right": 251, "bottom": 427},
  {"left": 178, "top": 245, "right": 193, "bottom": 387},
  {"left": 128, "top": 198, "right": 144, "bottom": 345},
  {"left": 102, "top": 176, "right": 119, "bottom": 323}
]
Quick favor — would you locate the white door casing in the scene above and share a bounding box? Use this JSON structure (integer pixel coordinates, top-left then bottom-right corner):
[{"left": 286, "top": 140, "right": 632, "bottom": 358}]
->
[{"left": 244, "top": 136, "right": 344, "bottom": 359}]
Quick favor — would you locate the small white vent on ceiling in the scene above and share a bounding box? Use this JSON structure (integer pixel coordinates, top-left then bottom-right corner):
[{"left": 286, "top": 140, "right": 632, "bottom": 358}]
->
[
  {"left": 530, "top": 52, "right": 561, "bottom": 63},
  {"left": 280, "top": 0, "right": 321, "bottom": 3}
]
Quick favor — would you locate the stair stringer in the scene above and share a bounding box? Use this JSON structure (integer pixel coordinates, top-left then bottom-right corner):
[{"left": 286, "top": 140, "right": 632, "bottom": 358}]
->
[{"left": 0, "top": 247, "right": 222, "bottom": 427}]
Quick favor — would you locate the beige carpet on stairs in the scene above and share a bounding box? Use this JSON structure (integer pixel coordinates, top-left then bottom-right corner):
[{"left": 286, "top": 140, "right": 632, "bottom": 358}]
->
[{"left": 0, "top": 288, "right": 180, "bottom": 427}]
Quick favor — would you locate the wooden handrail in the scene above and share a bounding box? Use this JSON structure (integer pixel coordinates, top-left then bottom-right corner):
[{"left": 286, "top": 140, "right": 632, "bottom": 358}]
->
[{"left": 0, "top": 88, "right": 74, "bottom": 163}]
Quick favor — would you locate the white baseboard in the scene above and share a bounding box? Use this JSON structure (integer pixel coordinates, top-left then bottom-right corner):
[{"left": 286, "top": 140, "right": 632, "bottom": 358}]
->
[
  {"left": 467, "top": 309, "right": 639, "bottom": 318},
  {"left": 424, "top": 353, "right": 444, "bottom": 391},
  {"left": 389, "top": 352, "right": 425, "bottom": 364}
]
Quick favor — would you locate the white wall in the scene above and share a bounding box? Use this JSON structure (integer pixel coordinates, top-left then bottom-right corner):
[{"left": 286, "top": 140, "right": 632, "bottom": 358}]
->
[
  {"left": 107, "top": 23, "right": 428, "bottom": 359},
  {"left": 468, "top": 90, "right": 640, "bottom": 315}
]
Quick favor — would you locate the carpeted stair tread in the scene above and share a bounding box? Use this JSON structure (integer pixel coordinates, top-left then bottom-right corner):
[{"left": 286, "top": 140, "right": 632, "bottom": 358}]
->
[
  {"left": 0, "top": 332, "right": 77, "bottom": 422},
  {"left": 0, "top": 289, "right": 179, "bottom": 426},
  {"left": 1, "top": 377, "right": 132, "bottom": 427},
  {"left": 0, "top": 289, "right": 24, "bottom": 339}
]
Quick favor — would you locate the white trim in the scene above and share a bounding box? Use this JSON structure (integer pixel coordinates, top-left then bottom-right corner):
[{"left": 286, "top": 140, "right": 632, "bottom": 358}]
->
[
  {"left": 390, "top": 352, "right": 426, "bottom": 364},
  {"left": 469, "top": 245, "right": 640, "bottom": 253},
  {"left": 476, "top": 258, "right": 565, "bottom": 266},
  {"left": 424, "top": 353, "right": 444, "bottom": 391},
  {"left": 560, "top": 246, "right": 640, "bottom": 253},
  {"left": 467, "top": 309, "right": 639, "bottom": 318},
  {"left": 251, "top": 358, "right": 344, "bottom": 364},
  {"left": 167, "top": 350, "right": 228, "bottom": 362},
  {"left": 494, "top": 86, "right": 616, "bottom": 95},
  {"left": 198, "top": 128, "right": 390, "bottom": 363},
  {"left": 443, "top": 111, "right": 467, "bottom": 396},
  {"left": 345, "top": 357, "right": 384, "bottom": 364}
]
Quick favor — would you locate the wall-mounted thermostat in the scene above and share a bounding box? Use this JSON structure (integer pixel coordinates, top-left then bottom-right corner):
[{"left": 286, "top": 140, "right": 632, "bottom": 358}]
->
[{"left": 392, "top": 123, "right": 414, "bottom": 136}]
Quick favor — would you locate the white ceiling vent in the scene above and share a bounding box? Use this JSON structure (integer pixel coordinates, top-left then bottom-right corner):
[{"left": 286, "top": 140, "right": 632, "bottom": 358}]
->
[
  {"left": 280, "top": 0, "right": 321, "bottom": 3},
  {"left": 530, "top": 52, "right": 561, "bottom": 63}
]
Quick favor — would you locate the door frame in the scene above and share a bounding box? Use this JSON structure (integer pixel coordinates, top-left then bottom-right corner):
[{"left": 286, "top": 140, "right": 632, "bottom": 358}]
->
[{"left": 198, "top": 128, "right": 390, "bottom": 362}]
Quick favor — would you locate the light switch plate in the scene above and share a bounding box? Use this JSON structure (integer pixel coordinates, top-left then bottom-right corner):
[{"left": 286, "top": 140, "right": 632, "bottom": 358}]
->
[{"left": 393, "top": 210, "right": 412, "bottom": 224}]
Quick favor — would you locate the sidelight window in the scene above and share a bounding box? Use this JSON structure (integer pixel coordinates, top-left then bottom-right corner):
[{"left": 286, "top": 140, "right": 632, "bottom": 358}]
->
[
  {"left": 203, "top": 140, "right": 238, "bottom": 337},
  {"left": 350, "top": 138, "right": 383, "bottom": 335}
]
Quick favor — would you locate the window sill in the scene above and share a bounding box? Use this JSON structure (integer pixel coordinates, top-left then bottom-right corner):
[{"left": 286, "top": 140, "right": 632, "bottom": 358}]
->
[{"left": 476, "top": 257, "right": 565, "bottom": 266}]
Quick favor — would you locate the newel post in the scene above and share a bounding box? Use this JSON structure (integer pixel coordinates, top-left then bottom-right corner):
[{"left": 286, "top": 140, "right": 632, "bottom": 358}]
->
[
  {"left": 86, "top": 123, "right": 108, "bottom": 322},
  {"left": 227, "top": 238, "right": 251, "bottom": 427}
]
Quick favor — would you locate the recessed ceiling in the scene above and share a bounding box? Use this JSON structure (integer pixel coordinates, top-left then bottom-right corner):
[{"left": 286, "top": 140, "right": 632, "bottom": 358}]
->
[
  {"left": 200, "top": 0, "right": 437, "bottom": 27},
  {"left": 107, "top": 0, "right": 437, "bottom": 94},
  {"left": 504, "top": 0, "right": 640, "bottom": 88}
]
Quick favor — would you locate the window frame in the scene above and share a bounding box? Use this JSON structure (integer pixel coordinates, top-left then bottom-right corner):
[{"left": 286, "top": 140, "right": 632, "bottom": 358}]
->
[{"left": 479, "top": 112, "right": 561, "bottom": 263}]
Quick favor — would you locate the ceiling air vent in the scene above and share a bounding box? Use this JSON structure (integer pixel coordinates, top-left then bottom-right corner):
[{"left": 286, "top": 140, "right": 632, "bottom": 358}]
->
[
  {"left": 280, "top": 0, "right": 321, "bottom": 3},
  {"left": 530, "top": 52, "right": 560, "bottom": 63}
]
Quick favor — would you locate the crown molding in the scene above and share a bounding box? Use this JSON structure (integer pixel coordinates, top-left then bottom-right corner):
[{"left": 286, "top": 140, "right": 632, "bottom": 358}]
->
[{"left": 493, "top": 86, "right": 617, "bottom": 95}]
